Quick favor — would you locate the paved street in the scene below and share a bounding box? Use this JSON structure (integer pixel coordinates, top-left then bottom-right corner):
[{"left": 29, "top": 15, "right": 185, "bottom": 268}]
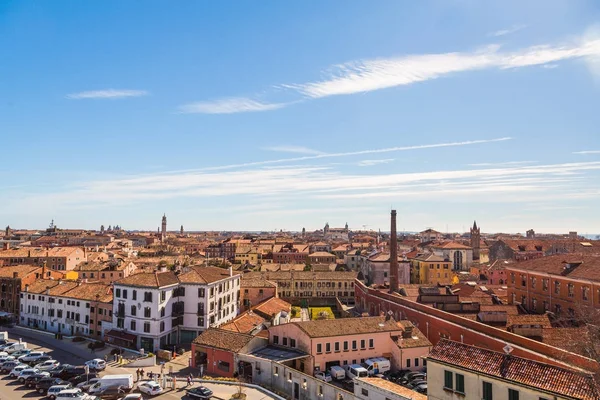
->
[{"left": 0, "top": 328, "right": 280, "bottom": 400}]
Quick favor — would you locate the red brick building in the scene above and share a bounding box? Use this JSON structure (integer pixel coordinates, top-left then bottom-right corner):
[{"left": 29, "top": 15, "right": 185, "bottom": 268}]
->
[
  {"left": 506, "top": 254, "right": 600, "bottom": 318},
  {"left": 240, "top": 276, "right": 277, "bottom": 311},
  {"left": 354, "top": 280, "right": 598, "bottom": 374}
]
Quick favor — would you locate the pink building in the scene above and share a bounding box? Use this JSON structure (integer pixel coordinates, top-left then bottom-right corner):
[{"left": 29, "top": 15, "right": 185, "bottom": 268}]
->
[{"left": 267, "top": 316, "right": 431, "bottom": 374}]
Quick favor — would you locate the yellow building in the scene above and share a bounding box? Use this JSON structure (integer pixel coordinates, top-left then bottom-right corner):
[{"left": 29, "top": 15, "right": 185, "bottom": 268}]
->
[
  {"left": 410, "top": 253, "right": 454, "bottom": 285},
  {"left": 235, "top": 248, "right": 261, "bottom": 265}
]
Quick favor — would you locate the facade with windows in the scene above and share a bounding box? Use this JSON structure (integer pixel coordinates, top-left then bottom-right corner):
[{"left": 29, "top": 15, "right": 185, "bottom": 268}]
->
[
  {"left": 112, "top": 266, "right": 240, "bottom": 352},
  {"left": 267, "top": 316, "right": 431, "bottom": 374},
  {"left": 506, "top": 254, "right": 600, "bottom": 319},
  {"left": 427, "top": 339, "right": 598, "bottom": 400},
  {"left": 19, "top": 279, "right": 113, "bottom": 338}
]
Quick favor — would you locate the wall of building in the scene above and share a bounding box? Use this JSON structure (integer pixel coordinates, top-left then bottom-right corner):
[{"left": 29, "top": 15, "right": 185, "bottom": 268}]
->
[{"left": 242, "top": 286, "right": 276, "bottom": 311}]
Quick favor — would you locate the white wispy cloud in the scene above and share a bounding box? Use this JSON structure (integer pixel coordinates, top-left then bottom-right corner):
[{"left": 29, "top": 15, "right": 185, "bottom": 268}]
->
[
  {"left": 467, "top": 161, "right": 536, "bottom": 167},
  {"left": 488, "top": 24, "right": 528, "bottom": 37},
  {"left": 357, "top": 159, "right": 395, "bottom": 167},
  {"left": 178, "top": 97, "right": 287, "bottom": 114},
  {"left": 288, "top": 39, "right": 600, "bottom": 99},
  {"left": 573, "top": 150, "right": 600, "bottom": 154},
  {"left": 262, "top": 146, "right": 325, "bottom": 155},
  {"left": 66, "top": 89, "right": 149, "bottom": 99}
]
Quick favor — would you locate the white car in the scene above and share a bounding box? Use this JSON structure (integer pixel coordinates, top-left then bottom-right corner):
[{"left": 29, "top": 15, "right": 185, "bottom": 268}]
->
[
  {"left": 35, "top": 360, "right": 60, "bottom": 371},
  {"left": 18, "top": 367, "right": 41, "bottom": 383},
  {"left": 76, "top": 377, "right": 100, "bottom": 391},
  {"left": 119, "top": 395, "right": 143, "bottom": 400},
  {"left": 84, "top": 358, "right": 106, "bottom": 371},
  {"left": 314, "top": 371, "right": 332, "bottom": 382},
  {"left": 0, "top": 355, "right": 15, "bottom": 363},
  {"left": 137, "top": 381, "right": 163, "bottom": 396},
  {"left": 47, "top": 384, "right": 73, "bottom": 400},
  {"left": 18, "top": 351, "right": 47, "bottom": 363},
  {"left": 9, "top": 364, "right": 28, "bottom": 378},
  {"left": 56, "top": 388, "right": 95, "bottom": 400}
]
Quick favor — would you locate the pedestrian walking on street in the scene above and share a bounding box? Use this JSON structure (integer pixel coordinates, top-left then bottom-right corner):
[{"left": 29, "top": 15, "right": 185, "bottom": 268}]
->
[
  {"left": 140, "top": 369, "right": 145, "bottom": 380},
  {"left": 186, "top": 376, "right": 191, "bottom": 387},
  {"left": 136, "top": 369, "right": 140, "bottom": 382}
]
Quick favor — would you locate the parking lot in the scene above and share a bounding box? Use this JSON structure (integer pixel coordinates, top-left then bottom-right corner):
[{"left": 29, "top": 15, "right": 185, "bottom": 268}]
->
[{"left": 0, "top": 329, "right": 278, "bottom": 400}]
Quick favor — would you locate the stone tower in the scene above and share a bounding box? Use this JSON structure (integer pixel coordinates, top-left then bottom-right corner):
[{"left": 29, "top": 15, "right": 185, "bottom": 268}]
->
[
  {"left": 161, "top": 214, "right": 167, "bottom": 241},
  {"left": 389, "top": 210, "right": 399, "bottom": 293},
  {"left": 470, "top": 221, "right": 481, "bottom": 261},
  {"left": 180, "top": 225, "right": 184, "bottom": 235}
]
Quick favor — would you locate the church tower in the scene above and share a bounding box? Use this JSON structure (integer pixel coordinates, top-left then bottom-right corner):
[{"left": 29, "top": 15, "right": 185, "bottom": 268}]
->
[
  {"left": 161, "top": 214, "right": 167, "bottom": 242},
  {"left": 470, "top": 220, "right": 481, "bottom": 260}
]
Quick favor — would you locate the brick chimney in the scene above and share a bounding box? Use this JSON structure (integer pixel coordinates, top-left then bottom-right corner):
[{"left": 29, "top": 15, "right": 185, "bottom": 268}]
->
[
  {"left": 3, "top": 242, "right": 9, "bottom": 250},
  {"left": 389, "top": 209, "right": 399, "bottom": 293}
]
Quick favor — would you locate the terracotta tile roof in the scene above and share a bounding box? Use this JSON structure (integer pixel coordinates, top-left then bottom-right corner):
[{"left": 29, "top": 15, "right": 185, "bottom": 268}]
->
[
  {"left": 0, "top": 265, "right": 40, "bottom": 278},
  {"left": 245, "top": 271, "right": 357, "bottom": 281},
  {"left": 240, "top": 277, "right": 276, "bottom": 288},
  {"left": 428, "top": 339, "right": 600, "bottom": 400},
  {"left": 498, "top": 239, "right": 553, "bottom": 252},
  {"left": 26, "top": 279, "right": 78, "bottom": 295},
  {"left": 252, "top": 297, "right": 291, "bottom": 318},
  {"left": 358, "top": 377, "right": 427, "bottom": 400},
  {"left": 59, "top": 282, "right": 113, "bottom": 302},
  {"left": 178, "top": 266, "right": 237, "bottom": 284},
  {"left": 293, "top": 316, "right": 403, "bottom": 338},
  {"left": 220, "top": 312, "right": 266, "bottom": 334},
  {"left": 507, "top": 314, "right": 552, "bottom": 328},
  {"left": 393, "top": 321, "right": 432, "bottom": 349},
  {"left": 308, "top": 252, "right": 336, "bottom": 257},
  {"left": 508, "top": 254, "right": 600, "bottom": 282},
  {"left": 479, "top": 305, "right": 520, "bottom": 315},
  {"left": 115, "top": 271, "right": 179, "bottom": 288},
  {"left": 433, "top": 241, "right": 471, "bottom": 250},
  {"left": 542, "top": 327, "right": 595, "bottom": 358},
  {"left": 192, "top": 328, "right": 255, "bottom": 352}
]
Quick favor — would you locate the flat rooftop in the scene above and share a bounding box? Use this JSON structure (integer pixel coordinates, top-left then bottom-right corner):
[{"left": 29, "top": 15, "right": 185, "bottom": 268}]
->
[{"left": 249, "top": 346, "right": 308, "bottom": 362}]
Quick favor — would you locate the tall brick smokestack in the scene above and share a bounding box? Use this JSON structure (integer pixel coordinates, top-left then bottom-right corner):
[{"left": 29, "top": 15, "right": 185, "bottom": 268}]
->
[{"left": 390, "top": 209, "right": 398, "bottom": 293}]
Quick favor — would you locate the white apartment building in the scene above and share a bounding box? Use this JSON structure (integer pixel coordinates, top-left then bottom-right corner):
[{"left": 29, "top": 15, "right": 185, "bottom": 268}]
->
[
  {"left": 19, "top": 280, "right": 113, "bottom": 337},
  {"left": 112, "top": 266, "right": 240, "bottom": 352}
]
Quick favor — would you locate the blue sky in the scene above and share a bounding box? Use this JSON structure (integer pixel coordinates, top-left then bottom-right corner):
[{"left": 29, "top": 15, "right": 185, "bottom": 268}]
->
[{"left": 1, "top": 1, "right": 600, "bottom": 234}]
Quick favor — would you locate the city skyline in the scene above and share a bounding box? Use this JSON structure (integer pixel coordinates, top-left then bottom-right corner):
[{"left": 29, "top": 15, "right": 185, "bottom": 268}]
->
[{"left": 2, "top": 1, "right": 600, "bottom": 232}]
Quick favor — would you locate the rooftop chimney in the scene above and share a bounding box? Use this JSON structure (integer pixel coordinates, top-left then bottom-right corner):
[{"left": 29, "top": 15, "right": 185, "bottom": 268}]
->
[
  {"left": 3, "top": 242, "right": 9, "bottom": 250},
  {"left": 389, "top": 210, "right": 399, "bottom": 293},
  {"left": 12, "top": 272, "right": 18, "bottom": 279}
]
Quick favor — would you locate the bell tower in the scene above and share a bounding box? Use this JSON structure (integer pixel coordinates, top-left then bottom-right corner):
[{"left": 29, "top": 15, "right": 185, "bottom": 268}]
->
[
  {"left": 161, "top": 214, "right": 167, "bottom": 242},
  {"left": 470, "top": 221, "right": 481, "bottom": 260}
]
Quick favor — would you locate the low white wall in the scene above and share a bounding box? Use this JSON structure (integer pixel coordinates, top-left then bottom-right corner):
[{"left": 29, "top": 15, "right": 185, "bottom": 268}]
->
[{"left": 126, "top": 355, "right": 156, "bottom": 367}]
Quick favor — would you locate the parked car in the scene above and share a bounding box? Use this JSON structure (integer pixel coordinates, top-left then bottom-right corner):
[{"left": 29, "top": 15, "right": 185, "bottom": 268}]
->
[
  {"left": 415, "top": 384, "right": 427, "bottom": 394},
  {"left": 407, "top": 379, "right": 427, "bottom": 388},
  {"left": 314, "top": 371, "right": 332, "bottom": 383},
  {"left": 36, "top": 360, "right": 61, "bottom": 371},
  {"left": 118, "top": 395, "right": 143, "bottom": 400},
  {"left": 0, "top": 355, "right": 15, "bottom": 363},
  {"left": 94, "top": 386, "right": 130, "bottom": 400},
  {"left": 56, "top": 388, "right": 96, "bottom": 400},
  {"left": 18, "top": 351, "right": 47, "bottom": 363},
  {"left": 8, "top": 364, "right": 29, "bottom": 378},
  {"left": 403, "top": 371, "right": 425, "bottom": 381},
  {"left": 0, "top": 342, "right": 16, "bottom": 350},
  {"left": 18, "top": 367, "right": 41, "bottom": 383},
  {"left": 52, "top": 366, "right": 87, "bottom": 380},
  {"left": 85, "top": 358, "right": 106, "bottom": 371},
  {"left": 137, "top": 381, "right": 162, "bottom": 396},
  {"left": 36, "top": 377, "right": 70, "bottom": 394},
  {"left": 47, "top": 384, "right": 74, "bottom": 400},
  {"left": 186, "top": 386, "right": 213, "bottom": 399},
  {"left": 1, "top": 360, "right": 24, "bottom": 373},
  {"left": 24, "top": 372, "right": 51, "bottom": 388},
  {"left": 11, "top": 349, "right": 31, "bottom": 358},
  {"left": 69, "top": 373, "right": 99, "bottom": 387},
  {"left": 77, "top": 377, "right": 101, "bottom": 392}
]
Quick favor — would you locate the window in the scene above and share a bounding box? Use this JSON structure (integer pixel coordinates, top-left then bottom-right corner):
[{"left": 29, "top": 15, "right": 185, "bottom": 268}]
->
[
  {"left": 160, "top": 307, "right": 165, "bottom": 317},
  {"left": 131, "top": 305, "right": 137, "bottom": 316},
  {"left": 160, "top": 321, "right": 165, "bottom": 332},
  {"left": 326, "top": 343, "right": 331, "bottom": 353},
  {"left": 130, "top": 320, "right": 136, "bottom": 331},
  {"left": 274, "top": 366, "right": 279, "bottom": 376},
  {"left": 361, "top": 389, "right": 368, "bottom": 396},
  {"left": 144, "top": 322, "right": 150, "bottom": 333},
  {"left": 198, "top": 288, "right": 205, "bottom": 297},
  {"left": 117, "top": 318, "right": 124, "bottom": 328},
  {"left": 444, "top": 370, "right": 453, "bottom": 390},
  {"left": 132, "top": 290, "right": 137, "bottom": 300},
  {"left": 318, "top": 385, "right": 323, "bottom": 396},
  {"left": 568, "top": 283, "right": 574, "bottom": 297},
  {"left": 317, "top": 343, "right": 322, "bottom": 354},
  {"left": 144, "top": 307, "right": 151, "bottom": 318},
  {"left": 508, "top": 389, "right": 519, "bottom": 400},
  {"left": 521, "top": 275, "right": 526, "bottom": 287},
  {"left": 343, "top": 341, "right": 348, "bottom": 351},
  {"left": 122, "top": 290, "right": 128, "bottom": 299},
  {"left": 531, "top": 277, "right": 536, "bottom": 289},
  {"left": 197, "top": 316, "right": 204, "bottom": 326},
  {"left": 273, "top": 335, "right": 279, "bottom": 345},
  {"left": 510, "top": 273, "right": 515, "bottom": 284},
  {"left": 334, "top": 342, "right": 340, "bottom": 352},
  {"left": 290, "top": 339, "right": 296, "bottom": 348},
  {"left": 583, "top": 286, "right": 590, "bottom": 301},
  {"left": 368, "top": 338, "right": 374, "bottom": 348},
  {"left": 352, "top": 340, "right": 357, "bottom": 350},
  {"left": 542, "top": 278, "right": 548, "bottom": 291},
  {"left": 144, "top": 292, "right": 153, "bottom": 302},
  {"left": 482, "top": 381, "right": 493, "bottom": 400},
  {"left": 360, "top": 339, "right": 366, "bottom": 349},
  {"left": 406, "top": 359, "right": 411, "bottom": 368},
  {"left": 554, "top": 281, "right": 560, "bottom": 295},
  {"left": 115, "top": 288, "right": 121, "bottom": 298},
  {"left": 415, "top": 358, "right": 419, "bottom": 367},
  {"left": 455, "top": 373, "right": 465, "bottom": 393},
  {"left": 283, "top": 337, "right": 288, "bottom": 346}
]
